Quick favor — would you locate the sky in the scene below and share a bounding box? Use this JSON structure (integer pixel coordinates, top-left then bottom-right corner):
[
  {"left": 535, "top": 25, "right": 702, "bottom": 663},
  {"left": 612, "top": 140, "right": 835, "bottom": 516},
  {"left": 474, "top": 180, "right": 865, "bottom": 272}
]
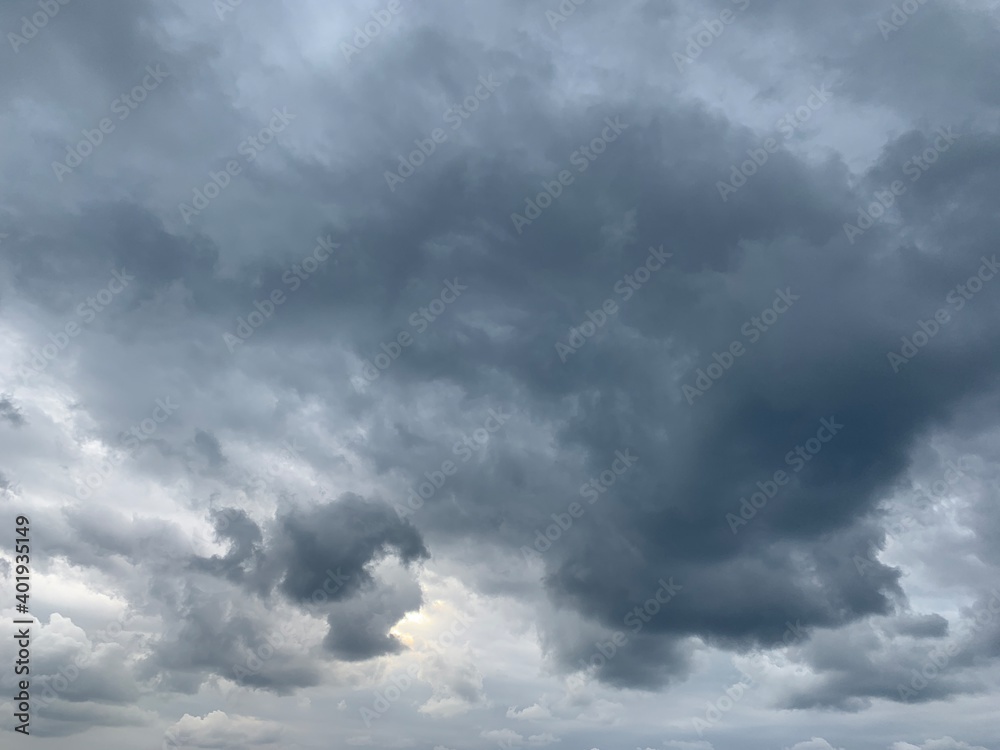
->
[{"left": 0, "top": 0, "right": 999, "bottom": 749}]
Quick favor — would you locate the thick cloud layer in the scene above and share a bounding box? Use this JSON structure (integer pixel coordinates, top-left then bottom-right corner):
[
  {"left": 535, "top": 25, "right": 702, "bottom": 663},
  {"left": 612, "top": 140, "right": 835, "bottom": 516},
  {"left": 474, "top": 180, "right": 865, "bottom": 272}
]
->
[{"left": 0, "top": 0, "right": 998, "bottom": 749}]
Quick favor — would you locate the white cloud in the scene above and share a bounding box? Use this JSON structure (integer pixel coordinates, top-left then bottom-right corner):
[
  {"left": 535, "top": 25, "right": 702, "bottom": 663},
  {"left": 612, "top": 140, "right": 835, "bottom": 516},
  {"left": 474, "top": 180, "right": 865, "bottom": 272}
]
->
[
  {"left": 165, "top": 711, "right": 283, "bottom": 748},
  {"left": 507, "top": 703, "right": 553, "bottom": 720}
]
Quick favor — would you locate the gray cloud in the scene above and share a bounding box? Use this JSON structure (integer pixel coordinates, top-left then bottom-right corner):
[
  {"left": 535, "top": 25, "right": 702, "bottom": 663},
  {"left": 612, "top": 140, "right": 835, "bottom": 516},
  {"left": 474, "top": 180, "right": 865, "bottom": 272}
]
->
[{"left": 2, "top": 0, "right": 999, "bottom": 747}]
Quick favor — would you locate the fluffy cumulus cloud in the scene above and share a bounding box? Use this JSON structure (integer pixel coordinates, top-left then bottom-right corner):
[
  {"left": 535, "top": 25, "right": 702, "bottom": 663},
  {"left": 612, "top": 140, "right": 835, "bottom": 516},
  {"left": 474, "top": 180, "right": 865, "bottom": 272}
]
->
[
  {"left": 0, "top": 0, "right": 999, "bottom": 748},
  {"left": 165, "top": 710, "right": 283, "bottom": 748}
]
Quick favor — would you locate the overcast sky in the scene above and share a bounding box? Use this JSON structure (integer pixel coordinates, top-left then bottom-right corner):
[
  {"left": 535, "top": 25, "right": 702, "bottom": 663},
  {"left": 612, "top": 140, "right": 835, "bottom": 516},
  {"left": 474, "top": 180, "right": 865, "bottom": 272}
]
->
[{"left": 1, "top": 1, "right": 999, "bottom": 749}]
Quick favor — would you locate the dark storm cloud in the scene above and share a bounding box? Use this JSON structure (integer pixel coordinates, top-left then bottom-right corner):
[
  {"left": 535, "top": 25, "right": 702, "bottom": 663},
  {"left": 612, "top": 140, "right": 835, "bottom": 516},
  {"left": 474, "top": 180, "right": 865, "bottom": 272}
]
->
[
  {"left": 312, "top": 104, "right": 1000, "bottom": 693},
  {"left": 780, "top": 608, "right": 995, "bottom": 711},
  {"left": 321, "top": 575, "right": 423, "bottom": 661},
  {"left": 517, "top": 120, "right": 999, "bottom": 688},
  {"left": 190, "top": 507, "right": 263, "bottom": 584},
  {"left": 266, "top": 493, "right": 428, "bottom": 603},
  {"left": 53, "top": 506, "right": 196, "bottom": 574},
  {"left": 34, "top": 643, "right": 140, "bottom": 707},
  {"left": 296, "top": 57, "right": 1000, "bottom": 693},
  {"left": 3, "top": 2, "right": 1000, "bottom": 744},
  {"left": 41, "top": 6, "right": 1000, "bottom": 701},
  {"left": 187, "top": 493, "right": 428, "bottom": 666},
  {"left": 20, "top": 491, "right": 424, "bottom": 691},
  {"left": 24, "top": 703, "right": 150, "bottom": 739},
  {"left": 137, "top": 575, "right": 323, "bottom": 694}
]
